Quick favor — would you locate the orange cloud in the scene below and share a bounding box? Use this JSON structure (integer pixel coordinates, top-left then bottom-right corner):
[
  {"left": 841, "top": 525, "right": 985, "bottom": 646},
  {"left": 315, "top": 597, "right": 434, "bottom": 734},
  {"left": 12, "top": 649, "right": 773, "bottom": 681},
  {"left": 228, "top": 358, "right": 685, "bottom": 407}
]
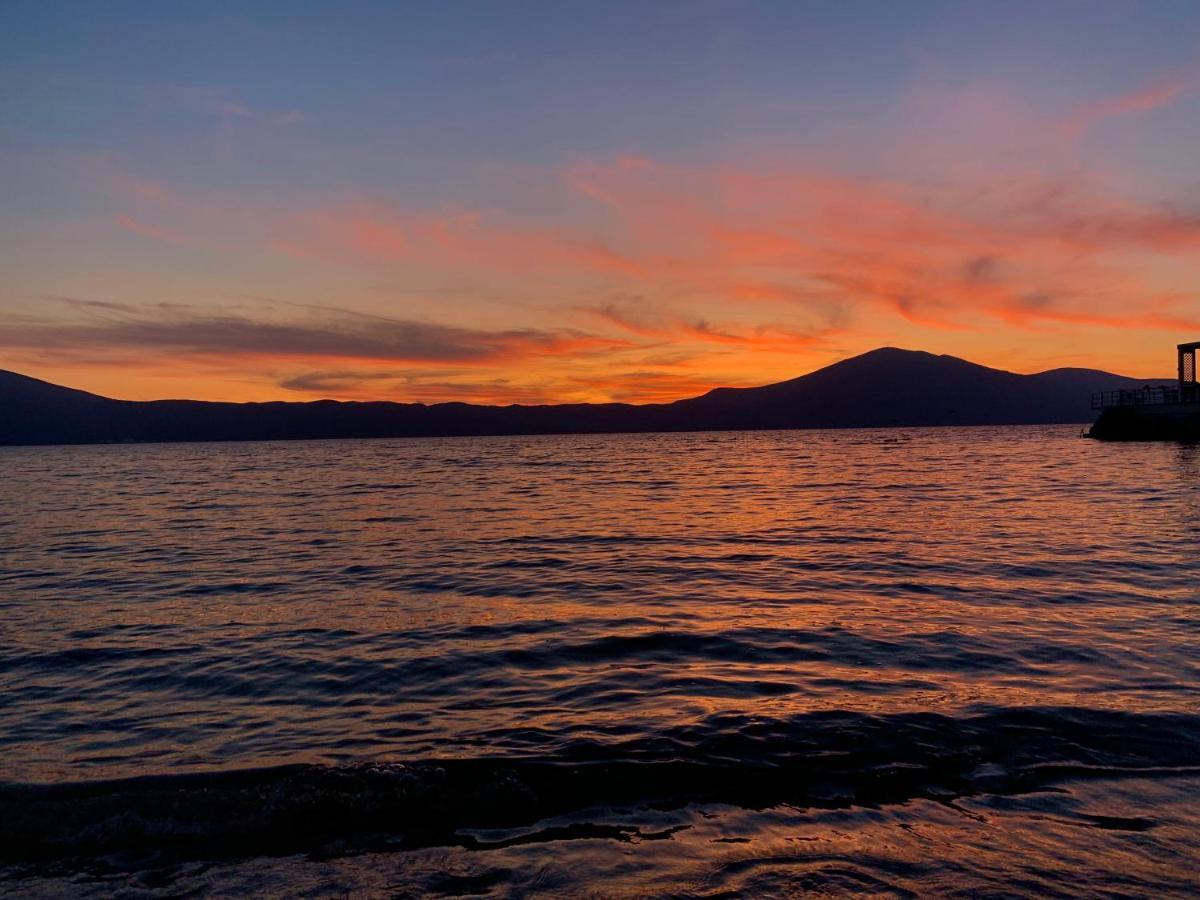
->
[
  {"left": 124, "top": 130, "right": 1200, "bottom": 350},
  {"left": 584, "top": 301, "right": 840, "bottom": 351},
  {"left": 0, "top": 301, "right": 634, "bottom": 370},
  {"left": 275, "top": 368, "right": 563, "bottom": 404},
  {"left": 275, "top": 206, "right": 641, "bottom": 276},
  {"left": 564, "top": 369, "right": 729, "bottom": 404},
  {"left": 557, "top": 158, "right": 1200, "bottom": 335}
]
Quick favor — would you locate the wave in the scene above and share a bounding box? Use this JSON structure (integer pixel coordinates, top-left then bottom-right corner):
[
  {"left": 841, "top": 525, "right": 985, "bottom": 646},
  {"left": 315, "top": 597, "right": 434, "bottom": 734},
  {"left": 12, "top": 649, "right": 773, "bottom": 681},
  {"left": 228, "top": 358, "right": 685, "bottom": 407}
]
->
[
  {"left": 3, "top": 706, "right": 1198, "bottom": 875},
  {"left": 0, "top": 624, "right": 1130, "bottom": 684}
]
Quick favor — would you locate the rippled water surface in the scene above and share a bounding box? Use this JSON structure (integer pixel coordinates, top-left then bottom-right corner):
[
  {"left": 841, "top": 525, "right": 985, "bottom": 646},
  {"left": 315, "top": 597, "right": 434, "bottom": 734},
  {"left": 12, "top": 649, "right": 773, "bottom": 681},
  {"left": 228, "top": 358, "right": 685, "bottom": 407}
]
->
[{"left": 2, "top": 426, "right": 1199, "bottom": 896}]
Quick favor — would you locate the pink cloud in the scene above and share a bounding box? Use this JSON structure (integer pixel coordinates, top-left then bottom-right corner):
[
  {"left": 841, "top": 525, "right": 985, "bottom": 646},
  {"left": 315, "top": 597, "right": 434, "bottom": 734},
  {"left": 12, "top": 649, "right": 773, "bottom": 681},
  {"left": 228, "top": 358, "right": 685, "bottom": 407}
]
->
[
  {"left": 113, "top": 214, "right": 187, "bottom": 245},
  {"left": 1059, "top": 65, "right": 1198, "bottom": 138},
  {"left": 556, "top": 157, "right": 1200, "bottom": 334},
  {"left": 273, "top": 205, "right": 641, "bottom": 276},
  {"left": 263, "top": 154, "right": 1200, "bottom": 344},
  {"left": 584, "top": 302, "right": 840, "bottom": 350}
]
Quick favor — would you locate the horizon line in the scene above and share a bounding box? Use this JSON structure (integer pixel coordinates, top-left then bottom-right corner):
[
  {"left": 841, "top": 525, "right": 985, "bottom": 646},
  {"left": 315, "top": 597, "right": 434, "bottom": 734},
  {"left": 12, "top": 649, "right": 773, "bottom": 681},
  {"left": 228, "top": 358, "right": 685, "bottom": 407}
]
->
[{"left": 2, "top": 345, "right": 1170, "bottom": 408}]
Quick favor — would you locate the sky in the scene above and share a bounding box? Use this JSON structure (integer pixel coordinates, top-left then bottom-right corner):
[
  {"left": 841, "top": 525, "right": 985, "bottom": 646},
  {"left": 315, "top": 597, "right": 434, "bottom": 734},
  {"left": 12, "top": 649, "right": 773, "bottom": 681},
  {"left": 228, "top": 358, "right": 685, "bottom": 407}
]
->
[{"left": 3, "top": 1, "right": 1200, "bottom": 404}]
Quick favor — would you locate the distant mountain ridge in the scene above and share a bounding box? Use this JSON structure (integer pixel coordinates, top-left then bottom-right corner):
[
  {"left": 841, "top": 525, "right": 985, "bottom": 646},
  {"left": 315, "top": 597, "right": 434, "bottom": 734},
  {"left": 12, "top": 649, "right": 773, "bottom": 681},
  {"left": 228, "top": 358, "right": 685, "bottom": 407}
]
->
[{"left": 0, "top": 348, "right": 1167, "bottom": 446}]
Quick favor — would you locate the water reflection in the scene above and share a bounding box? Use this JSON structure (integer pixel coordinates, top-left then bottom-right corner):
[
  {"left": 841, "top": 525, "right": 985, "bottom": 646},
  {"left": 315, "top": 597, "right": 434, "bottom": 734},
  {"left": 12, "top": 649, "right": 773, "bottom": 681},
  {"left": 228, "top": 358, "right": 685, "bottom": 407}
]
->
[{"left": 1, "top": 426, "right": 1198, "bottom": 893}]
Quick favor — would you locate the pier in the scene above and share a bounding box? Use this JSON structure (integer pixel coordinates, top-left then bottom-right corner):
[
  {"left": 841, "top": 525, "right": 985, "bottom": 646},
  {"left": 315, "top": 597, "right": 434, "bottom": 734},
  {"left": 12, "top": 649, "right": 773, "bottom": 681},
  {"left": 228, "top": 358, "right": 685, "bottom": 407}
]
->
[{"left": 1088, "top": 342, "right": 1200, "bottom": 440}]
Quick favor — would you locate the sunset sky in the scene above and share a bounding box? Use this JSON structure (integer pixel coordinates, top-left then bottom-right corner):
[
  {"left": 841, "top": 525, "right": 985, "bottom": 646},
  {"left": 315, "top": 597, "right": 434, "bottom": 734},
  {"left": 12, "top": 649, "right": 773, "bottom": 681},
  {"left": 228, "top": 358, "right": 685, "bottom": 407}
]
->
[{"left": 4, "top": 1, "right": 1200, "bottom": 403}]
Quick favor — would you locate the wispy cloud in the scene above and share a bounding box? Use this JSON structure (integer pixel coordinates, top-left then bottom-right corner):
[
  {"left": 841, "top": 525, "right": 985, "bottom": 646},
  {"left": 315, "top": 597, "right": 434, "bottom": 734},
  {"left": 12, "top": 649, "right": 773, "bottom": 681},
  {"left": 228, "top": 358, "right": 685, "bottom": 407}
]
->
[
  {"left": 98, "top": 139, "right": 1200, "bottom": 341},
  {"left": 570, "top": 158, "right": 1200, "bottom": 331},
  {"left": 583, "top": 300, "right": 842, "bottom": 350},
  {"left": 0, "top": 301, "right": 630, "bottom": 367},
  {"left": 278, "top": 368, "right": 436, "bottom": 394},
  {"left": 113, "top": 214, "right": 187, "bottom": 245},
  {"left": 264, "top": 152, "right": 1200, "bottom": 338},
  {"left": 273, "top": 205, "right": 641, "bottom": 276},
  {"left": 1059, "top": 64, "right": 1198, "bottom": 138},
  {"left": 276, "top": 368, "right": 560, "bottom": 404},
  {"left": 152, "top": 84, "right": 306, "bottom": 128}
]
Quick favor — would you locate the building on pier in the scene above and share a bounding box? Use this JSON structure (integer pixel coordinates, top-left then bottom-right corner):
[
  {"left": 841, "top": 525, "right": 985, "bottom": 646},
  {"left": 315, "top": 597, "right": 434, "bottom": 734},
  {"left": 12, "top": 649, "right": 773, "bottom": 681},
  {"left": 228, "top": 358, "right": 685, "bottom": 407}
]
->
[{"left": 1088, "top": 342, "right": 1200, "bottom": 441}]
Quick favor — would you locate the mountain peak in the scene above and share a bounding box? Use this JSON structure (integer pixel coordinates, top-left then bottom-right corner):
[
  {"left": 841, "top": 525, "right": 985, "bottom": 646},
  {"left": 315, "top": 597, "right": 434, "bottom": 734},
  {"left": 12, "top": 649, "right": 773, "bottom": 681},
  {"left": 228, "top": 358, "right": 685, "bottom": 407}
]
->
[
  {"left": 840, "top": 346, "right": 989, "bottom": 368},
  {"left": 854, "top": 346, "right": 933, "bottom": 359},
  {"left": 778, "top": 346, "right": 1008, "bottom": 390}
]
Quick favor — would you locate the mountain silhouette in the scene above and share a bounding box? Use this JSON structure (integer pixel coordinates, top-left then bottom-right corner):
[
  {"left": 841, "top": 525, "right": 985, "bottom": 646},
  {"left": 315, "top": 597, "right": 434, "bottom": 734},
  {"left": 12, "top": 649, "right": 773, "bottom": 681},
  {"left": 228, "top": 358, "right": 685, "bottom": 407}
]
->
[{"left": 0, "top": 348, "right": 1164, "bottom": 446}]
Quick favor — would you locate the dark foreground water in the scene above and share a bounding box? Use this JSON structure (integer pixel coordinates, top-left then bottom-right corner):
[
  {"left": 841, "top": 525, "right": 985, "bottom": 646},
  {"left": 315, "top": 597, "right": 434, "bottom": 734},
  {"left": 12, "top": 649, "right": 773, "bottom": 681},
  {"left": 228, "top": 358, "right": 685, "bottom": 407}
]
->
[{"left": 2, "top": 426, "right": 1198, "bottom": 897}]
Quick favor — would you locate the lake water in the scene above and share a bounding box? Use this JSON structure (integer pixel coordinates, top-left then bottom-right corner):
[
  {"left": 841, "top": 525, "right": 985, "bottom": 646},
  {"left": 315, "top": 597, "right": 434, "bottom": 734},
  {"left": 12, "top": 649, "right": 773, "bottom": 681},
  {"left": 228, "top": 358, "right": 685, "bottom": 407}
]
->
[{"left": 2, "top": 426, "right": 1199, "bottom": 896}]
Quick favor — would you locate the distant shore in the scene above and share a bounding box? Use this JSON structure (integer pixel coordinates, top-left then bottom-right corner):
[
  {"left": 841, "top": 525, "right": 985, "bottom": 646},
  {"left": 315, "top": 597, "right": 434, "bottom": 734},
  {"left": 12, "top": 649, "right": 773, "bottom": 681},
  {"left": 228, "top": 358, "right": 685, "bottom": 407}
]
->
[{"left": 1, "top": 347, "right": 1164, "bottom": 446}]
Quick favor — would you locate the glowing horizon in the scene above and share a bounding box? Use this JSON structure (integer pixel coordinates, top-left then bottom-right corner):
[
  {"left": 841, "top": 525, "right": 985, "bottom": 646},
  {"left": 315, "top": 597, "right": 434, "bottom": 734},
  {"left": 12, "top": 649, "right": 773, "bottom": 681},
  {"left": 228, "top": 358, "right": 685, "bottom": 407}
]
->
[
  {"left": 4, "top": 3, "right": 1199, "bottom": 404},
  {"left": 5, "top": 342, "right": 1183, "bottom": 407}
]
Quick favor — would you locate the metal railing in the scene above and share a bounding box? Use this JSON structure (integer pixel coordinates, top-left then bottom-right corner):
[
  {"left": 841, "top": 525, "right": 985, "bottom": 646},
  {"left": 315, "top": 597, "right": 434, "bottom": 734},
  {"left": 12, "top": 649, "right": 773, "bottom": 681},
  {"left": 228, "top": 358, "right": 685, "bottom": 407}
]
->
[{"left": 1092, "top": 385, "right": 1198, "bottom": 410}]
